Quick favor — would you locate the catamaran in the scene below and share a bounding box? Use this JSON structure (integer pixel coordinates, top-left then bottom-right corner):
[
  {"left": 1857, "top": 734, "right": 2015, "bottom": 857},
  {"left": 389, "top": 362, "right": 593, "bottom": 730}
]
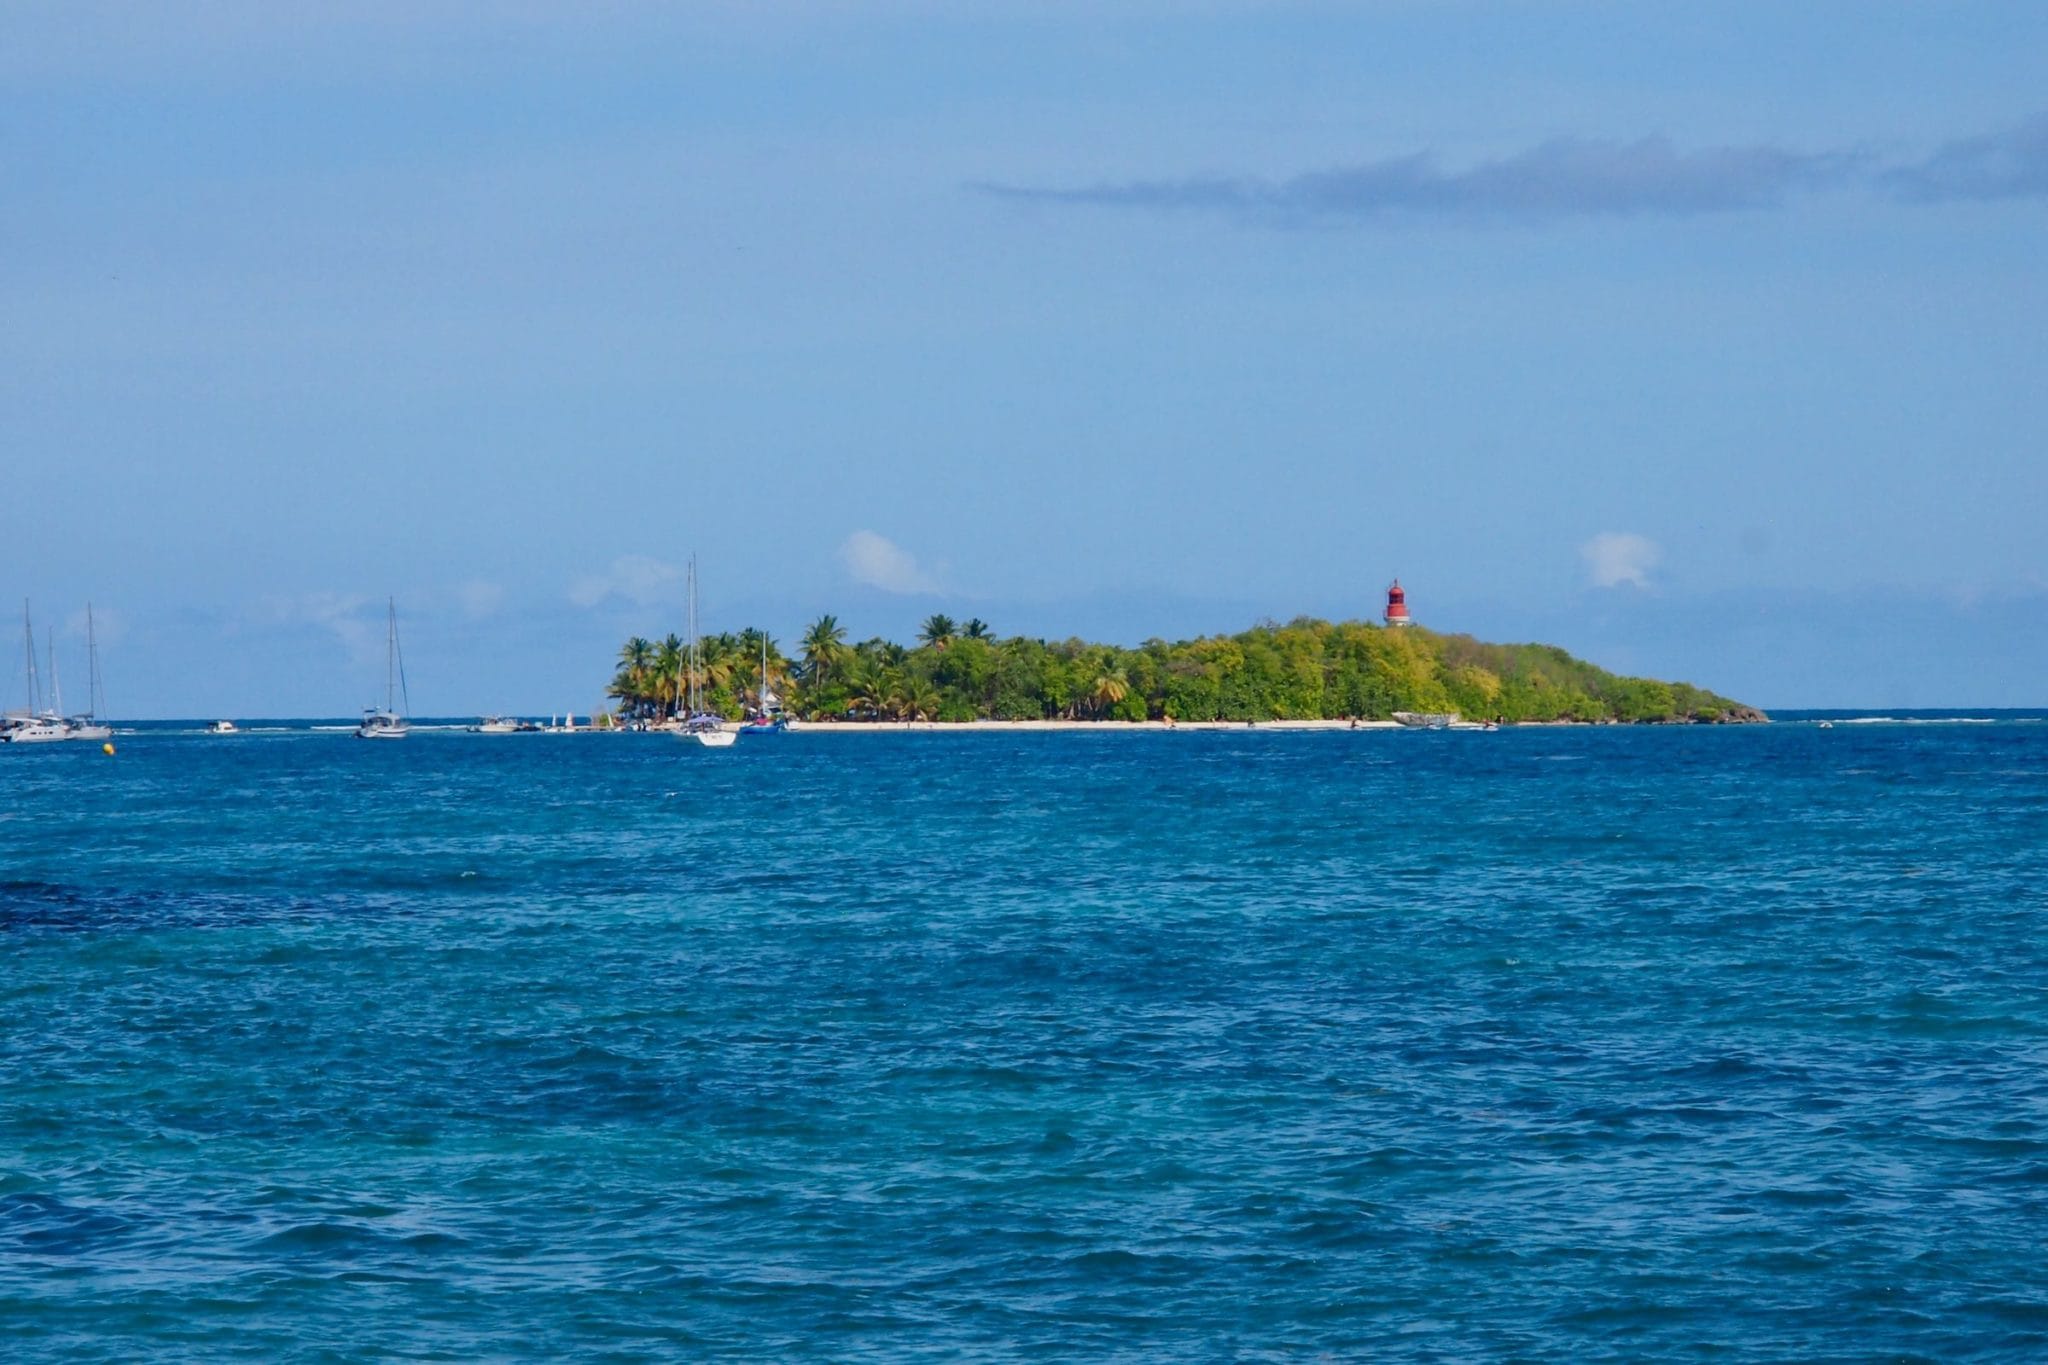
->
[
  {"left": 3, "top": 601, "right": 69, "bottom": 744},
  {"left": 677, "top": 557, "right": 735, "bottom": 748},
  {"left": 355, "top": 598, "right": 411, "bottom": 739}
]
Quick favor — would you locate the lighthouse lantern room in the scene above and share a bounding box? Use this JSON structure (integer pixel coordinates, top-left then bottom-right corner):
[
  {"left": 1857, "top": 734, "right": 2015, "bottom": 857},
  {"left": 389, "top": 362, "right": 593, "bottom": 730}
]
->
[{"left": 1383, "top": 579, "right": 1412, "bottom": 628}]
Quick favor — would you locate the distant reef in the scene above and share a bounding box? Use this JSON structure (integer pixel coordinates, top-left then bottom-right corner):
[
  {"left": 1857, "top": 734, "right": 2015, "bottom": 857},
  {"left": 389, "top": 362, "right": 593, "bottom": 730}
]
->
[{"left": 610, "top": 615, "right": 1764, "bottom": 726}]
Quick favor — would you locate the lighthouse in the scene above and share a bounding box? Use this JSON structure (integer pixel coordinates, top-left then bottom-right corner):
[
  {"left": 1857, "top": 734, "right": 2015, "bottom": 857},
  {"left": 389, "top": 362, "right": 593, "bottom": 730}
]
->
[{"left": 1383, "top": 579, "right": 1412, "bottom": 628}]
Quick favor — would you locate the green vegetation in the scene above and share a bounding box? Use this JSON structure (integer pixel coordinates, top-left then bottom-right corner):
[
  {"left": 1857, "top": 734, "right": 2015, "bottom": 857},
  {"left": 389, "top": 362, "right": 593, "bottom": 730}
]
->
[{"left": 608, "top": 616, "right": 1760, "bottom": 724}]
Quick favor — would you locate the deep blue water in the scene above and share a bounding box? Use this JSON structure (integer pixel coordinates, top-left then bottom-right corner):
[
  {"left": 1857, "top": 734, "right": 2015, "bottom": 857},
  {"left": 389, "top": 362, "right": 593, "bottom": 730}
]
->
[{"left": 5, "top": 720, "right": 2048, "bottom": 1359}]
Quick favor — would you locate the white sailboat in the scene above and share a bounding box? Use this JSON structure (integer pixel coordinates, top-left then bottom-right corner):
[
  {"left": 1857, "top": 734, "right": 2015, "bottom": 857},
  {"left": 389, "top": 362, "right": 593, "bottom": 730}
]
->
[
  {"left": 739, "top": 631, "right": 790, "bottom": 734},
  {"left": 678, "top": 557, "right": 735, "bottom": 748},
  {"left": 3, "top": 602, "right": 68, "bottom": 744},
  {"left": 355, "top": 598, "right": 411, "bottom": 739},
  {"left": 66, "top": 604, "right": 113, "bottom": 741}
]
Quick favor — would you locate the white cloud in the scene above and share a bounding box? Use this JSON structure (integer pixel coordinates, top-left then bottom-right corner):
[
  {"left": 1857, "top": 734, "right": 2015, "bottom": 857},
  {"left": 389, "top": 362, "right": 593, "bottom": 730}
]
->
[
  {"left": 255, "top": 591, "right": 381, "bottom": 661},
  {"left": 569, "top": 555, "right": 682, "bottom": 608},
  {"left": 840, "top": 530, "right": 939, "bottom": 595},
  {"left": 455, "top": 579, "right": 505, "bottom": 619},
  {"left": 1581, "top": 532, "right": 1662, "bottom": 589},
  {"left": 61, "top": 605, "right": 125, "bottom": 645}
]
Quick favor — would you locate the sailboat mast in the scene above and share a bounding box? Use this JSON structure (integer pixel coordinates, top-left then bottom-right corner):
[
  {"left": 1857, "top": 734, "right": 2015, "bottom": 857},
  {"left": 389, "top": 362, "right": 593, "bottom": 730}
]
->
[
  {"left": 86, "top": 604, "right": 103, "bottom": 720},
  {"left": 687, "top": 556, "right": 699, "bottom": 717},
  {"left": 48, "top": 629, "right": 62, "bottom": 718},
  {"left": 386, "top": 598, "right": 397, "bottom": 715},
  {"left": 21, "top": 601, "right": 37, "bottom": 716}
]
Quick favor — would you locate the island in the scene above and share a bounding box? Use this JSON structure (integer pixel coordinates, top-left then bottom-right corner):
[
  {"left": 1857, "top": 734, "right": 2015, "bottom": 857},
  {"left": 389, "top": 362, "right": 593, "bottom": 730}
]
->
[{"left": 608, "top": 608, "right": 1763, "bottom": 728}]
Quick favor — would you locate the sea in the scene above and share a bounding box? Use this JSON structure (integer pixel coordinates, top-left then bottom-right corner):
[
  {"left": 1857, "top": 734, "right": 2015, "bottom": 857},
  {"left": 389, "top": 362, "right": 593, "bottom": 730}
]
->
[{"left": 4, "top": 713, "right": 2047, "bottom": 1360}]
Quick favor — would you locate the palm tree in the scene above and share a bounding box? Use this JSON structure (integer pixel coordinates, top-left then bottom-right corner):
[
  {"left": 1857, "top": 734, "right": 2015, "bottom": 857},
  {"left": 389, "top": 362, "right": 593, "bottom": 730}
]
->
[
  {"left": 1090, "top": 666, "right": 1130, "bottom": 719},
  {"left": 846, "top": 660, "right": 888, "bottom": 719},
  {"left": 654, "top": 635, "right": 685, "bottom": 719},
  {"left": 899, "top": 680, "right": 943, "bottom": 722},
  {"left": 801, "top": 614, "right": 848, "bottom": 686},
  {"left": 608, "top": 637, "right": 657, "bottom": 716},
  {"left": 918, "top": 614, "right": 956, "bottom": 649},
  {"left": 962, "top": 618, "right": 992, "bottom": 640}
]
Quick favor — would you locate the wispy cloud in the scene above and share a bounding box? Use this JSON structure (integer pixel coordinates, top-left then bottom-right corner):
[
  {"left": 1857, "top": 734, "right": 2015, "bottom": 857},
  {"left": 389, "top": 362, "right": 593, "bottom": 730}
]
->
[
  {"left": 1884, "top": 113, "right": 2048, "bottom": 202},
  {"left": 569, "top": 555, "right": 682, "bottom": 608},
  {"left": 59, "top": 605, "right": 125, "bottom": 645},
  {"left": 254, "top": 591, "right": 381, "bottom": 660},
  {"left": 455, "top": 578, "right": 505, "bottom": 619},
  {"left": 840, "top": 530, "right": 939, "bottom": 595},
  {"left": 981, "top": 136, "right": 1855, "bottom": 223},
  {"left": 1581, "top": 532, "right": 1662, "bottom": 590}
]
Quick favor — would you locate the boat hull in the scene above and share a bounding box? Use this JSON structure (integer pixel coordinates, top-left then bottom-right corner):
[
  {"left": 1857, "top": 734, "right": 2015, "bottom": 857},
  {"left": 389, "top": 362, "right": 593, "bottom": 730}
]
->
[
  {"left": 683, "top": 729, "right": 737, "bottom": 747},
  {"left": 4, "top": 723, "right": 70, "bottom": 744},
  {"left": 355, "top": 712, "right": 410, "bottom": 740}
]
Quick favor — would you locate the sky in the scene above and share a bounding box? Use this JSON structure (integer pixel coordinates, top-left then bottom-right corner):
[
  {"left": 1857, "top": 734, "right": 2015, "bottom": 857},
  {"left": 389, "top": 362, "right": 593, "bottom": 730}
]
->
[{"left": 4, "top": 1, "right": 2044, "bottom": 716}]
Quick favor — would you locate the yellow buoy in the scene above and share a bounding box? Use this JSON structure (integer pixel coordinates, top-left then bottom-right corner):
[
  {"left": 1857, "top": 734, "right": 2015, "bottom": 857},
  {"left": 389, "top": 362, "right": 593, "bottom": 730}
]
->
[{"left": 102, "top": 742, "right": 115, "bottom": 756}]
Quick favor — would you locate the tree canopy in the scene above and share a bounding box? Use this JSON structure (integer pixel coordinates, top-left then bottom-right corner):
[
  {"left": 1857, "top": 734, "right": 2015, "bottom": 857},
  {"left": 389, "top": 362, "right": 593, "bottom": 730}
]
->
[{"left": 609, "top": 615, "right": 1760, "bottom": 724}]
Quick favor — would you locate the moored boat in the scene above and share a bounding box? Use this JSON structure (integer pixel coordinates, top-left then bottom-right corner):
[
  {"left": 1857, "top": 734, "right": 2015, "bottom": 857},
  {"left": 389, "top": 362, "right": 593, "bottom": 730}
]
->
[
  {"left": 4, "top": 602, "right": 69, "bottom": 744},
  {"left": 3, "top": 715, "right": 70, "bottom": 744},
  {"left": 355, "top": 598, "right": 411, "bottom": 739},
  {"left": 64, "top": 604, "right": 114, "bottom": 741},
  {"left": 739, "top": 631, "right": 790, "bottom": 734},
  {"left": 676, "top": 557, "right": 736, "bottom": 749}
]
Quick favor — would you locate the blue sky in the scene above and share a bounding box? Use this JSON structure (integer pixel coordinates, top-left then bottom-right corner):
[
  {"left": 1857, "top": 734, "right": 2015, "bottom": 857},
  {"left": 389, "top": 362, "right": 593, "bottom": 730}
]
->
[{"left": 4, "top": 2, "right": 2044, "bottom": 715}]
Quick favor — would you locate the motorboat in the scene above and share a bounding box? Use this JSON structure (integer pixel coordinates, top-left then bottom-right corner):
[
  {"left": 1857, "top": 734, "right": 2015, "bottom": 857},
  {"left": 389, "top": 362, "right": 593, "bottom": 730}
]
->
[
  {"left": 472, "top": 716, "right": 538, "bottom": 734},
  {"left": 207, "top": 720, "right": 239, "bottom": 734}
]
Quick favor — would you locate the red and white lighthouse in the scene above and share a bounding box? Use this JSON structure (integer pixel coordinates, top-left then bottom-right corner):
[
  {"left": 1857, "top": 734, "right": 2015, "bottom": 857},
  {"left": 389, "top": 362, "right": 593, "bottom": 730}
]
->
[{"left": 1383, "top": 579, "right": 1412, "bottom": 627}]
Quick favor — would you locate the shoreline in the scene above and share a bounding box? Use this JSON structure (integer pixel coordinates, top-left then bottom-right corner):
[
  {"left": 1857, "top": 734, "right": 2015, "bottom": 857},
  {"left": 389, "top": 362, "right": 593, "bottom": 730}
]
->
[{"left": 779, "top": 718, "right": 1409, "bottom": 733}]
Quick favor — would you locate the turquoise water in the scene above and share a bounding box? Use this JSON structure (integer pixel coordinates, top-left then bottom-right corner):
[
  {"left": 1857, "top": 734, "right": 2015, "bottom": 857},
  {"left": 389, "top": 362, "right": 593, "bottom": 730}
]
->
[{"left": 5, "top": 719, "right": 2047, "bottom": 1359}]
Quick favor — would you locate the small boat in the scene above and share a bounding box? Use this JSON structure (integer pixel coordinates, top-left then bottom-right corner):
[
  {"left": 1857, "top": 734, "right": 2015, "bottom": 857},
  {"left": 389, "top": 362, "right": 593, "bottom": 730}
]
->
[
  {"left": 1392, "top": 711, "right": 1458, "bottom": 730},
  {"left": 207, "top": 720, "right": 239, "bottom": 734},
  {"left": 739, "top": 632, "right": 790, "bottom": 734},
  {"left": 4, "top": 602, "right": 69, "bottom": 743},
  {"left": 471, "top": 716, "right": 538, "bottom": 734},
  {"left": 355, "top": 598, "right": 411, "bottom": 739},
  {"left": 64, "top": 604, "right": 114, "bottom": 741},
  {"left": 3, "top": 714, "right": 70, "bottom": 744},
  {"left": 676, "top": 557, "right": 736, "bottom": 749},
  {"left": 686, "top": 715, "right": 737, "bottom": 747}
]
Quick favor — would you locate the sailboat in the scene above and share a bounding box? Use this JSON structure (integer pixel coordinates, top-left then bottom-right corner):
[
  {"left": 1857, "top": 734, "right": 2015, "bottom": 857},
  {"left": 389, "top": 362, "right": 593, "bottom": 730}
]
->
[
  {"left": 2, "top": 602, "right": 68, "bottom": 744},
  {"left": 66, "top": 604, "right": 113, "bottom": 741},
  {"left": 738, "top": 631, "right": 789, "bottom": 734},
  {"left": 355, "top": 598, "right": 411, "bottom": 739},
  {"left": 678, "top": 557, "right": 735, "bottom": 748}
]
